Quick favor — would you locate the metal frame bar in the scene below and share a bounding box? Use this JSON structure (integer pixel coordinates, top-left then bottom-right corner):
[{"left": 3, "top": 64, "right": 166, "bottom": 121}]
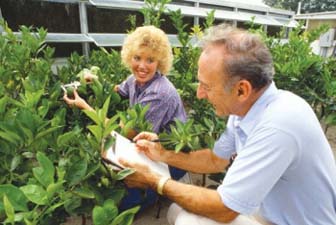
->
[
  {"left": 79, "top": 1, "right": 90, "bottom": 57},
  {"left": 4, "top": 0, "right": 297, "bottom": 49}
]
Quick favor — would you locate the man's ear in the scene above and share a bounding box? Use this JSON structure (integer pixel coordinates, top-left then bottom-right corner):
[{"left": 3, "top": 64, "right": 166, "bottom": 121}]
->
[{"left": 235, "top": 80, "right": 252, "bottom": 101}]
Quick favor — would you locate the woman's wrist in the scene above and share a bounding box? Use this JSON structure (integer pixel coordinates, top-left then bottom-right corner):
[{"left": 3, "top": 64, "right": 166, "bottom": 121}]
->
[{"left": 79, "top": 101, "right": 93, "bottom": 111}]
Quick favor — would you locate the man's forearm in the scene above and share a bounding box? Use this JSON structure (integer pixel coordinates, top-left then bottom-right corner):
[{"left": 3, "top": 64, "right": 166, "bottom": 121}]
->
[
  {"left": 160, "top": 178, "right": 238, "bottom": 223},
  {"left": 162, "top": 149, "right": 229, "bottom": 174}
]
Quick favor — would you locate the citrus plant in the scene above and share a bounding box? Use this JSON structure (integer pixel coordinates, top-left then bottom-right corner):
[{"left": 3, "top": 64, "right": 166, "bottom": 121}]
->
[{"left": 2, "top": 0, "right": 336, "bottom": 223}]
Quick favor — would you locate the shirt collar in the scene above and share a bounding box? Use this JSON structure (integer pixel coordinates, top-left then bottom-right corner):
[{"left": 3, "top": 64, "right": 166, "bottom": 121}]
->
[
  {"left": 236, "top": 82, "right": 278, "bottom": 136},
  {"left": 134, "top": 72, "right": 161, "bottom": 93}
]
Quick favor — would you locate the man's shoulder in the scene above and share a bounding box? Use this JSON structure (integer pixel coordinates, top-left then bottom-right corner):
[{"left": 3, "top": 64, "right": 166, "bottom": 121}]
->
[
  {"left": 269, "top": 90, "right": 311, "bottom": 116},
  {"left": 260, "top": 90, "right": 316, "bottom": 132}
]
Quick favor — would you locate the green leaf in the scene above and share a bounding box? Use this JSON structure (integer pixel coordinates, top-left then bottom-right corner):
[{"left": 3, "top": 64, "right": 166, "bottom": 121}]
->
[
  {"left": 111, "top": 206, "right": 140, "bottom": 225},
  {"left": 24, "top": 215, "right": 36, "bottom": 225},
  {"left": 92, "top": 199, "right": 119, "bottom": 225},
  {"left": 103, "top": 199, "right": 118, "bottom": 219},
  {"left": 106, "top": 189, "right": 126, "bottom": 205},
  {"left": 37, "top": 100, "right": 49, "bottom": 118},
  {"left": 17, "top": 122, "right": 34, "bottom": 145},
  {"left": 46, "top": 182, "right": 64, "bottom": 199},
  {"left": 64, "top": 194, "right": 82, "bottom": 214},
  {"left": 20, "top": 185, "right": 48, "bottom": 205},
  {"left": 128, "top": 108, "right": 137, "bottom": 119},
  {"left": 175, "top": 119, "right": 184, "bottom": 131},
  {"left": 110, "top": 91, "right": 121, "bottom": 104},
  {"left": 139, "top": 103, "right": 150, "bottom": 119},
  {"left": 83, "top": 110, "right": 101, "bottom": 125},
  {"left": 121, "top": 120, "right": 135, "bottom": 137},
  {"left": 66, "top": 158, "right": 88, "bottom": 186},
  {"left": 104, "top": 136, "right": 115, "bottom": 152},
  {"left": 72, "top": 187, "right": 95, "bottom": 199},
  {"left": 103, "top": 124, "right": 119, "bottom": 139},
  {"left": 325, "top": 113, "right": 336, "bottom": 125},
  {"left": 10, "top": 155, "right": 22, "bottom": 172},
  {"left": 101, "top": 96, "right": 111, "bottom": 121},
  {"left": 3, "top": 195, "right": 15, "bottom": 223},
  {"left": 175, "top": 142, "right": 185, "bottom": 152},
  {"left": 93, "top": 206, "right": 111, "bottom": 225},
  {"left": 103, "top": 115, "right": 119, "bottom": 137},
  {"left": 32, "top": 152, "right": 54, "bottom": 188},
  {"left": 115, "top": 168, "right": 135, "bottom": 181},
  {"left": 0, "top": 184, "right": 28, "bottom": 212},
  {"left": 92, "top": 79, "right": 104, "bottom": 101},
  {"left": 44, "top": 201, "right": 65, "bottom": 215},
  {"left": 0, "top": 130, "right": 22, "bottom": 144},
  {"left": 34, "top": 126, "right": 62, "bottom": 140},
  {"left": 87, "top": 125, "right": 103, "bottom": 142},
  {"left": 0, "top": 96, "right": 8, "bottom": 114},
  {"left": 57, "top": 130, "right": 79, "bottom": 147},
  {"left": 118, "top": 112, "right": 127, "bottom": 124},
  {"left": 10, "top": 212, "right": 25, "bottom": 223},
  {"left": 82, "top": 163, "right": 101, "bottom": 181}
]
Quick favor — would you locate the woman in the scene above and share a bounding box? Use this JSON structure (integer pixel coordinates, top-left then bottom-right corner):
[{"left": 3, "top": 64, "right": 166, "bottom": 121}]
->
[
  {"left": 64, "top": 25, "right": 187, "bottom": 211},
  {"left": 64, "top": 26, "right": 186, "bottom": 133}
]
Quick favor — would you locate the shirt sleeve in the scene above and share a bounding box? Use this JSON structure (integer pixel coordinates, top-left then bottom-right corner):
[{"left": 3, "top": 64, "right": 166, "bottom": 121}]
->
[
  {"left": 213, "top": 116, "right": 236, "bottom": 159},
  {"left": 141, "top": 94, "right": 180, "bottom": 133},
  {"left": 117, "top": 75, "right": 132, "bottom": 98},
  {"left": 217, "top": 127, "right": 298, "bottom": 215}
]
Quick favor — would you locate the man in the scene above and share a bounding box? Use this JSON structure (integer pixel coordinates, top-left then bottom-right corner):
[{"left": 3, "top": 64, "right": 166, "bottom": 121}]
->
[{"left": 119, "top": 24, "right": 336, "bottom": 225}]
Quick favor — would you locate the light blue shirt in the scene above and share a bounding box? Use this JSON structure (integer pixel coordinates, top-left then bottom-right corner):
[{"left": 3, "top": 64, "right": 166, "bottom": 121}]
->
[{"left": 214, "top": 83, "right": 336, "bottom": 225}]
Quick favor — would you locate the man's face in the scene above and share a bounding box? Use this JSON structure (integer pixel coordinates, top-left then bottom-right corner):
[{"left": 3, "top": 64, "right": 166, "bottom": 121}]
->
[{"left": 196, "top": 46, "right": 237, "bottom": 117}]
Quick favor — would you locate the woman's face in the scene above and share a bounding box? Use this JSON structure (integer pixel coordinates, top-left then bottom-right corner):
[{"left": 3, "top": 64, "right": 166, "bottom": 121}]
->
[{"left": 131, "top": 48, "right": 159, "bottom": 86}]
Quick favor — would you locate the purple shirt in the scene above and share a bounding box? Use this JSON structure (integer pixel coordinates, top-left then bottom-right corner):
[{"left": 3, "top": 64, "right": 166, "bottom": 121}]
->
[{"left": 118, "top": 72, "right": 187, "bottom": 133}]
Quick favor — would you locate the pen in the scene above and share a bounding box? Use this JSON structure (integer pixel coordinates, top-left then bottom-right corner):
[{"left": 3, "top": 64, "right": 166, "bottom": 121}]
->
[
  {"left": 131, "top": 138, "right": 170, "bottom": 143},
  {"left": 101, "top": 157, "right": 124, "bottom": 170},
  {"left": 150, "top": 138, "right": 170, "bottom": 143}
]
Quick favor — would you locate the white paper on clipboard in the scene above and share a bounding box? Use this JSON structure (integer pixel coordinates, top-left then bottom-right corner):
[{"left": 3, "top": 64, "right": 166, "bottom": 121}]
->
[{"left": 105, "top": 131, "right": 171, "bottom": 178}]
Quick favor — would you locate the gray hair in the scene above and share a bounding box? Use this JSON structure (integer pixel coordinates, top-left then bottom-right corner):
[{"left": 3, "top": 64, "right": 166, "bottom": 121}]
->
[{"left": 200, "top": 24, "right": 274, "bottom": 90}]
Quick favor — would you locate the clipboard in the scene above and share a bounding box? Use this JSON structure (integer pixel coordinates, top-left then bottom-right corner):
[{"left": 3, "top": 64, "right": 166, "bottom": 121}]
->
[{"left": 103, "top": 131, "right": 171, "bottom": 178}]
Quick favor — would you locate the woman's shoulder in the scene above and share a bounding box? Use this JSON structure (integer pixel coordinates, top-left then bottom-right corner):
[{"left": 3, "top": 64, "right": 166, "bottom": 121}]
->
[
  {"left": 139, "top": 72, "right": 177, "bottom": 98},
  {"left": 152, "top": 75, "right": 176, "bottom": 91},
  {"left": 126, "top": 74, "right": 136, "bottom": 82}
]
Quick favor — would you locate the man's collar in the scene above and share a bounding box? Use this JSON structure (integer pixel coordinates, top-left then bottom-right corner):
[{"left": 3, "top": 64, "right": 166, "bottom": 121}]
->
[{"left": 236, "top": 82, "right": 278, "bottom": 136}]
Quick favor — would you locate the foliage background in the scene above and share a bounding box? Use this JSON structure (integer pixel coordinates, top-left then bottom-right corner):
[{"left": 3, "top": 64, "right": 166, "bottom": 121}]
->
[
  {"left": 0, "top": 0, "right": 336, "bottom": 224},
  {"left": 263, "top": 0, "right": 336, "bottom": 13}
]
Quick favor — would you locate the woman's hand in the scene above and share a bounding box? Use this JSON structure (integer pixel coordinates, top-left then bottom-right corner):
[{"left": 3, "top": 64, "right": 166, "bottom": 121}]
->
[
  {"left": 63, "top": 89, "right": 93, "bottom": 111},
  {"left": 83, "top": 72, "right": 98, "bottom": 83},
  {"left": 133, "top": 132, "right": 166, "bottom": 162},
  {"left": 113, "top": 84, "right": 119, "bottom": 92}
]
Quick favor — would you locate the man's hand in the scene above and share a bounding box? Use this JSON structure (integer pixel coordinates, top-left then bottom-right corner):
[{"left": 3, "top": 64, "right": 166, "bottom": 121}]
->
[
  {"left": 63, "top": 89, "right": 93, "bottom": 111},
  {"left": 119, "top": 159, "right": 160, "bottom": 190},
  {"left": 133, "top": 132, "right": 166, "bottom": 162}
]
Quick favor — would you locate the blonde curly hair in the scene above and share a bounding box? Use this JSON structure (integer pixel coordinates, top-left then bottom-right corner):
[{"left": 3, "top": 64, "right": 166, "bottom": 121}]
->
[{"left": 121, "top": 26, "right": 173, "bottom": 75}]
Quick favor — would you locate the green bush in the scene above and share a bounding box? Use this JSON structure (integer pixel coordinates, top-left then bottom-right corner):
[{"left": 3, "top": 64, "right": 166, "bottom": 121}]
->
[{"left": 1, "top": 0, "right": 336, "bottom": 223}]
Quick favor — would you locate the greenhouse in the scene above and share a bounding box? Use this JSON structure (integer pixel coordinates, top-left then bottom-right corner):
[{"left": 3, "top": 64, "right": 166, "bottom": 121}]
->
[{"left": 0, "top": 0, "right": 336, "bottom": 225}]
